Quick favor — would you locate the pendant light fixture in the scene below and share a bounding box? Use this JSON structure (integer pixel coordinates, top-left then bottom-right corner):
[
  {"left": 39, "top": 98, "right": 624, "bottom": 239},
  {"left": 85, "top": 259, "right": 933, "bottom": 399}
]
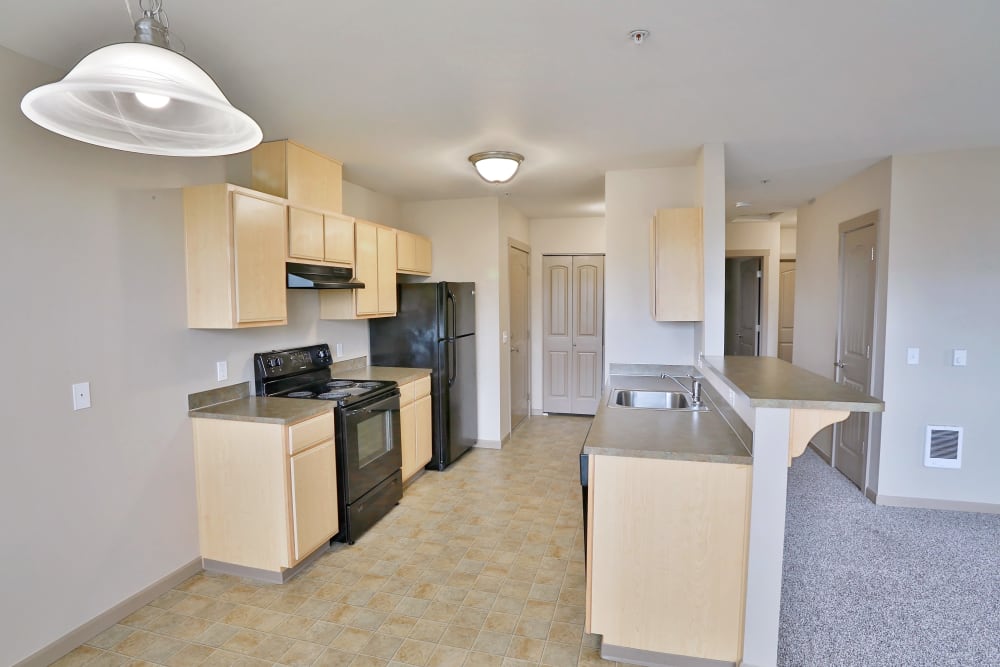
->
[
  {"left": 20, "top": 0, "right": 262, "bottom": 157},
  {"left": 469, "top": 151, "right": 524, "bottom": 184}
]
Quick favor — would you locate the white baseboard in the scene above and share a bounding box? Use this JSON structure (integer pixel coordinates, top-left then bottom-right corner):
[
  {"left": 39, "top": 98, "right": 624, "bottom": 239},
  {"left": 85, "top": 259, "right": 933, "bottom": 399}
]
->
[
  {"left": 474, "top": 440, "right": 502, "bottom": 450},
  {"left": 874, "top": 494, "right": 1000, "bottom": 515},
  {"left": 14, "top": 558, "right": 202, "bottom": 667}
]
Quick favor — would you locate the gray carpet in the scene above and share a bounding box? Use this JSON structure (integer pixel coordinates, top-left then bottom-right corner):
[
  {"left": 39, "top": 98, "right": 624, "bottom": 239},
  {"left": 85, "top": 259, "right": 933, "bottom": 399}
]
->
[{"left": 778, "top": 449, "right": 1000, "bottom": 667}]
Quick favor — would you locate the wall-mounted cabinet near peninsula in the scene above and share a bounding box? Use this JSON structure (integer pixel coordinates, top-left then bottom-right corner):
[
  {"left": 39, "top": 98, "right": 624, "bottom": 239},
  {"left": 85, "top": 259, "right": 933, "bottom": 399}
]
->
[
  {"left": 252, "top": 139, "right": 343, "bottom": 213},
  {"left": 287, "top": 206, "right": 355, "bottom": 266},
  {"left": 183, "top": 183, "right": 287, "bottom": 329},
  {"left": 650, "top": 207, "right": 704, "bottom": 322},
  {"left": 320, "top": 220, "right": 397, "bottom": 319}
]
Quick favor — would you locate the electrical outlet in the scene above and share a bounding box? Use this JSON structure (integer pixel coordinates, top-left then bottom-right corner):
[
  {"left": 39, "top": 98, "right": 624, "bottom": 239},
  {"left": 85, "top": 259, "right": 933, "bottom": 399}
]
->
[
  {"left": 216, "top": 361, "right": 228, "bottom": 381},
  {"left": 72, "top": 382, "right": 91, "bottom": 411},
  {"left": 907, "top": 347, "right": 920, "bottom": 365},
  {"left": 952, "top": 349, "right": 967, "bottom": 367},
  {"left": 335, "top": 343, "right": 344, "bottom": 358}
]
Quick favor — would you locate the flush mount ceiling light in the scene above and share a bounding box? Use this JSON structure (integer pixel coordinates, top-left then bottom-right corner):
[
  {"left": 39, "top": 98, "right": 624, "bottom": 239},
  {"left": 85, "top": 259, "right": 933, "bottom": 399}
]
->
[
  {"left": 20, "top": 0, "right": 262, "bottom": 157},
  {"left": 469, "top": 151, "right": 524, "bottom": 184}
]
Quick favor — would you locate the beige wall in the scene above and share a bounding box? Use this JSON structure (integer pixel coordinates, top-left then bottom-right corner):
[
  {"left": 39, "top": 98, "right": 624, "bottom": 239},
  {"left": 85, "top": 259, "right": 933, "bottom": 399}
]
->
[
  {"left": 780, "top": 227, "right": 797, "bottom": 259},
  {"left": 526, "top": 217, "right": 607, "bottom": 413},
  {"left": 878, "top": 149, "right": 1000, "bottom": 505},
  {"left": 795, "top": 159, "right": 891, "bottom": 467},
  {"left": 605, "top": 167, "right": 699, "bottom": 370},
  {"left": 0, "top": 46, "right": 370, "bottom": 665},
  {"left": 696, "top": 144, "right": 727, "bottom": 359},
  {"left": 726, "top": 221, "right": 782, "bottom": 357},
  {"left": 398, "top": 197, "right": 503, "bottom": 446}
]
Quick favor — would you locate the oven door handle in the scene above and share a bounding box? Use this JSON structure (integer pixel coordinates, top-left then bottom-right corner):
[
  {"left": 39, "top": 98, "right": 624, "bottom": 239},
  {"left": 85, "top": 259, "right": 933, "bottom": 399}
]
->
[{"left": 343, "top": 392, "right": 400, "bottom": 418}]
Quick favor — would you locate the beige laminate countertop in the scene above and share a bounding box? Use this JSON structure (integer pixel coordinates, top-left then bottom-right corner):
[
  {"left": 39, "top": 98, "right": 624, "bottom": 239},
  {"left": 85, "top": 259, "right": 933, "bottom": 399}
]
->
[
  {"left": 335, "top": 366, "right": 432, "bottom": 385},
  {"left": 583, "top": 374, "right": 751, "bottom": 464},
  {"left": 186, "top": 367, "right": 428, "bottom": 425},
  {"left": 703, "top": 356, "right": 885, "bottom": 411},
  {"left": 188, "top": 397, "right": 333, "bottom": 425}
]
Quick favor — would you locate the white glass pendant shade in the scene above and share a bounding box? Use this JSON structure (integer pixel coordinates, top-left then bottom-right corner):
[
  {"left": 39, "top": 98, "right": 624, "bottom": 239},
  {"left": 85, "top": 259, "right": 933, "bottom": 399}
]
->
[
  {"left": 21, "top": 42, "right": 262, "bottom": 156},
  {"left": 469, "top": 151, "right": 524, "bottom": 183}
]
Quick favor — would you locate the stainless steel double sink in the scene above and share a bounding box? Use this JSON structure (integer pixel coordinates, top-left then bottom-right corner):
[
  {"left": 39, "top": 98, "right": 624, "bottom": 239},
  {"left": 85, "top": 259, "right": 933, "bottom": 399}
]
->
[{"left": 607, "top": 378, "right": 709, "bottom": 412}]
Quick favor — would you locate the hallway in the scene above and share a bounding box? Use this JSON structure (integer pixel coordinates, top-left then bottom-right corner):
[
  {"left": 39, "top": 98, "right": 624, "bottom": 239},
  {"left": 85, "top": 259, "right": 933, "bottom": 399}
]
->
[{"left": 55, "top": 415, "right": 603, "bottom": 667}]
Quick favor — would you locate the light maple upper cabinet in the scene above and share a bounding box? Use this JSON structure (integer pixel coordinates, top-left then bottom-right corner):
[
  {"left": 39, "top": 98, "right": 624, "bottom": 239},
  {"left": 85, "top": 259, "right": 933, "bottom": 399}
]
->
[
  {"left": 252, "top": 140, "right": 343, "bottom": 213},
  {"left": 287, "top": 206, "right": 355, "bottom": 267},
  {"left": 191, "top": 411, "right": 339, "bottom": 576},
  {"left": 320, "top": 220, "right": 397, "bottom": 319},
  {"left": 650, "top": 207, "right": 704, "bottom": 322},
  {"left": 184, "top": 183, "right": 287, "bottom": 329},
  {"left": 396, "top": 230, "right": 433, "bottom": 275},
  {"left": 399, "top": 374, "right": 433, "bottom": 482}
]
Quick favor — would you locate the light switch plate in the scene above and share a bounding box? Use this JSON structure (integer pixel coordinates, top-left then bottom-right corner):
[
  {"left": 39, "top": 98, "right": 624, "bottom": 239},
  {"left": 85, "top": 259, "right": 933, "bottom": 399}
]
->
[
  {"left": 907, "top": 347, "right": 920, "bottom": 365},
  {"left": 335, "top": 343, "right": 344, "bottom": 357},
  {"left": 216, "top": 361, "right": 228, "bottom": 381},
  {"left": 72, "top": 382, "right": 91, "bottom": 411},
  {"left": 952, "top": 349, "right": 967, "bottom": 366}
]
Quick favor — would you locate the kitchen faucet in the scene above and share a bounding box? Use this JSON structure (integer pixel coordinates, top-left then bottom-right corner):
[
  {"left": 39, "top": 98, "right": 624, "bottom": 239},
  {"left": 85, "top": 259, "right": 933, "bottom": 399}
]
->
[{"left": 688, "top": 374, "right": 703, "bottom": 406}]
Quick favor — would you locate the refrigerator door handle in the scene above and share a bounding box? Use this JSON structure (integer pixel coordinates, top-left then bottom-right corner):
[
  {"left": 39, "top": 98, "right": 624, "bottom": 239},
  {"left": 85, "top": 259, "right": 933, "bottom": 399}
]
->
[
  {"left": 448, "top": 339, "right": 457, "bottom": 386},
  {"left": 446, "top": 290, "right": 458, "bottom": 340}
]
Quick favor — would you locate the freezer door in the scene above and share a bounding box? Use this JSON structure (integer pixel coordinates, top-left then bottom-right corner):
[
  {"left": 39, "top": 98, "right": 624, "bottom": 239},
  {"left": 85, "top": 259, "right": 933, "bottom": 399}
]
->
[{"left": 444, "top": 282, "right": 476, "bottom": 339}]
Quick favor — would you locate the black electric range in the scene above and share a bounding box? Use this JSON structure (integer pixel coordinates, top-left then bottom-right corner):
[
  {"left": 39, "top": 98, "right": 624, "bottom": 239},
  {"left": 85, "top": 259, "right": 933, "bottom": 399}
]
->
[{"left": 254, "top": 344, "right": 402, "bottom": 544}]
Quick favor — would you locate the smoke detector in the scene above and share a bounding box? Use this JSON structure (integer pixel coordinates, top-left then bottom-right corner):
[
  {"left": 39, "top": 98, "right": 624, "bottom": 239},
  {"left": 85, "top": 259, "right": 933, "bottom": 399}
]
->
[{"left": 629, "top": 29, "right": 649, "bottom": 44}]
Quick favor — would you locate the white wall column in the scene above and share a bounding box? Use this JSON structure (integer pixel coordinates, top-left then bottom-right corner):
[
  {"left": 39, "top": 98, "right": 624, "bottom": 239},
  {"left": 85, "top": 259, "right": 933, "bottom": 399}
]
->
[{"left": 741, "top": 407, "right": 792, "bottom": 667}]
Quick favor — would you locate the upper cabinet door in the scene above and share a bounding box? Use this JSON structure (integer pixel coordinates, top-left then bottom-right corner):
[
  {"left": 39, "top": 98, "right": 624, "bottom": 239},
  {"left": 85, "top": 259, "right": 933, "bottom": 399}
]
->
[
  {"left": 650, "top": 208, "right": 704, "bottom": 322},
  {"left": 324, "top": 213, "right": 355, "bottom": 266},
  {"left": 354, "top": 221, "right": 380, "bottom": 316},
  {"left": 287, "top": 207, "right": 325, "bottom": 261},
  {"left": 252, "top": 140, "right": 343, "bottom": 213},
  {"left": 232, "top": 192, "right": 287, "bottom": 325},
  {"left": 377, "top": 227, "right": 398, "bottom": 315}
]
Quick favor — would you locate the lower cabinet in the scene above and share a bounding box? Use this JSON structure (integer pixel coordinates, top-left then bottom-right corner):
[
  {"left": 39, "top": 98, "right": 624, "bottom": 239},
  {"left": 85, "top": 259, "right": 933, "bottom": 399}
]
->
[
  {"left": 586, "top": 455, "right": 751, "bottom": 663},
  {"left": 191, "top": 412, "right": 338, "bottom": 574},
  {"left": 399, "top": 374, "right": 433, "bottom": 481}
]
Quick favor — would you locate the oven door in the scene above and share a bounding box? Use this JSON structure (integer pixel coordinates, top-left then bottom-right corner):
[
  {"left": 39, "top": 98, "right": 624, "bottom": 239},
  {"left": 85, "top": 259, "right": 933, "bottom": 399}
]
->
[{"left": 341, "top": 392, "right": 402, "bottom": 504}]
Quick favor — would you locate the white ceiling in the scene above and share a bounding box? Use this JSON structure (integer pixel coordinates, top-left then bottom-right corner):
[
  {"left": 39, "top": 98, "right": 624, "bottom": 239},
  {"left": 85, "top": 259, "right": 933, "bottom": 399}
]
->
[{"left": 2, "top": 1, "right": 999, "bottom": 219}]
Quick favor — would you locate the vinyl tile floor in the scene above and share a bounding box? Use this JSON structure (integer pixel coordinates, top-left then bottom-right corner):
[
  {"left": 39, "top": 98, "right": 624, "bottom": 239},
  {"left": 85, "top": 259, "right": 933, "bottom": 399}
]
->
[{"left": 53, "top": 415, "right": 610, "bottom": 667}]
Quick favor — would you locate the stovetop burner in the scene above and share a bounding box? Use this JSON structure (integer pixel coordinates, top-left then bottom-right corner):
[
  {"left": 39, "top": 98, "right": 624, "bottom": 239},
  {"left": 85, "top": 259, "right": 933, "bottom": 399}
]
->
[
  {"left": 287, "top": 391, "right": 316, "bottom": 399},
  {"left": 326, "top": 380, "right": 356, "bottom": 389},
  {"left": 318, "top": 391, "right": 351, "bottom": 400}
]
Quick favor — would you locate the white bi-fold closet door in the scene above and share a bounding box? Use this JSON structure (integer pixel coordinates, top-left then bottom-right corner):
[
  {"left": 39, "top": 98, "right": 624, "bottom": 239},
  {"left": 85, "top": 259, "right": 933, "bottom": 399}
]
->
[{"left": 542, "top": 255, "right": 605, "bottom": 415}]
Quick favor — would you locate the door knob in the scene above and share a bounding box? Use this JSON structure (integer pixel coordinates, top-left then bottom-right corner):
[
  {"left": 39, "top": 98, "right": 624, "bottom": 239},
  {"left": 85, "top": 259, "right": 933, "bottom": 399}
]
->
[
  {"left": 511, "top": 346, "right": 519, "bottom": 353},
  {"left": 834, "top": 361, "right": 845, "bottom": 368}
]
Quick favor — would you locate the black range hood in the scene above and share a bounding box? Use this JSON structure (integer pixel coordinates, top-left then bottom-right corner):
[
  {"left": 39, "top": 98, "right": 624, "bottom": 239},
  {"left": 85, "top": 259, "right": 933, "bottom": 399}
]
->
[{"left": 286, "top": 262, "right": 364, "bottom": 289}]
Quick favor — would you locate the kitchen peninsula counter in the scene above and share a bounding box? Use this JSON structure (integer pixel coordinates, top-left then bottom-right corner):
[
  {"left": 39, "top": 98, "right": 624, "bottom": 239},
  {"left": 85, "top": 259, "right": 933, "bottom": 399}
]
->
[
  {"left": 703, "top": 355, "right": 885, "bottom": 411},
  {"left": 583, "top": 373, "right": 750, "bottom": 464}
]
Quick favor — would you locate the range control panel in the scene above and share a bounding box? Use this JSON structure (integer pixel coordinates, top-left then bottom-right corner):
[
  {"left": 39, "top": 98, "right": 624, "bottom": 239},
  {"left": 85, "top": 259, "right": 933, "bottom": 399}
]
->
[{"left": 254, "top": 344, "right": 333, "bottom": 380}]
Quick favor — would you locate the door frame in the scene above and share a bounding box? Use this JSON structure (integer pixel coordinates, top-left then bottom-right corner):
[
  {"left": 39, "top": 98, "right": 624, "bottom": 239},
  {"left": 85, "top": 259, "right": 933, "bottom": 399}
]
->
[
  {"left": 507, "top": 238, "right": 531, "bottom": 434},
  {"left": 725, "top": 249, "right": 770, "bottom": 357},
  {"left": 831, "top": 210, "right": 882, "bottom": 494}
]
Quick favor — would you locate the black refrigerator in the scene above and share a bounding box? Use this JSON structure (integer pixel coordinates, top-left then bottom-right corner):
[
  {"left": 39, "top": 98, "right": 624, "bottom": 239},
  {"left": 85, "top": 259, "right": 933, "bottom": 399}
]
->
[{"left": 369, "top": 282, "right": 477, "bottom": 470}]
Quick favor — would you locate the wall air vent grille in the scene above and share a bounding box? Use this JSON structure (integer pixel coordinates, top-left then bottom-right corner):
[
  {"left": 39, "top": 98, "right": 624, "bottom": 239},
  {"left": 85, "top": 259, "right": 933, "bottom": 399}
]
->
[{"left": 924, "top": 425, "right": 963, "bottom": 469}]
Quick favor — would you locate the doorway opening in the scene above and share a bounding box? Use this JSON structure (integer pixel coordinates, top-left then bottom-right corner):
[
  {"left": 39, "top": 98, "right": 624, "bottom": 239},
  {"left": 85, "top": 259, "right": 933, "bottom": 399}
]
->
[{"left": 724, "top": 254, "right": 764, "bottom": 356}]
